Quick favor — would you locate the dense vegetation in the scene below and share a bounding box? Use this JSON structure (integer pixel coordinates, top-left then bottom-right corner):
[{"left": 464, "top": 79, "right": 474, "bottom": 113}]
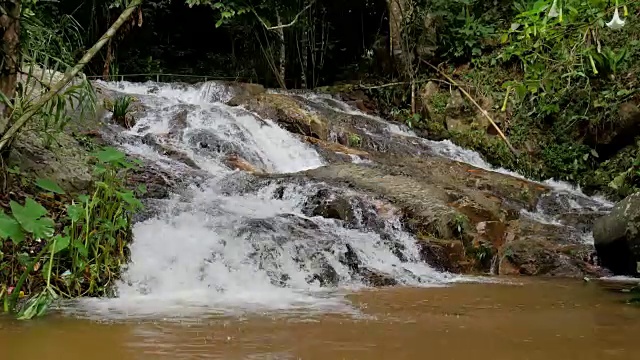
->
[
  {"left": 1, "top": 0, "right": 640, "bottom": 317},
  {"left": 39, "top": 0, "right": 636, "bottom": 199}
]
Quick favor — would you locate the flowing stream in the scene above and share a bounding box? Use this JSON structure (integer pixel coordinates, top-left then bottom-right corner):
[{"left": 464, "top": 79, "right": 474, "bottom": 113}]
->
[{"left": 3, "top": 80, "right": 636, "bottom": 359}]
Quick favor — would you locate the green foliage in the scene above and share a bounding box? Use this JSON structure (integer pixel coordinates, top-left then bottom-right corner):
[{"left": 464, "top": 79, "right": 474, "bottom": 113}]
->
[
  {"left": 0, "top": 147, "right": 144, "bottom": 319},
  {"left": 348, "top": 133, "right": 362, "bottom": 147},
  {"left": 110, "top": 95, "right": 134, "bottom": 126},
  {"left": 185, "top": 0, "right": 253, "bottom": 27},
  {"left": 430, "top": 0, "right": 500, "bottom": 60},
  {"left": 0, "top": 2, "right": 97, "bottom": 148}
]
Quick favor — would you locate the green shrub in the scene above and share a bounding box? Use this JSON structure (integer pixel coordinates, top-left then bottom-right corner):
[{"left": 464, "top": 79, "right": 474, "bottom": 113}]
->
[{"left": 0, "top": 147, "right": 145, "bottom": 319}]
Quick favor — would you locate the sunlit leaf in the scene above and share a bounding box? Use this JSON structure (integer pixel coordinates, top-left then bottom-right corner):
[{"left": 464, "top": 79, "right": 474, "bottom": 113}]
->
[
  {"left": 118, "top": 190, "right": 143, "bottom": 209},
  {"left": 73, "top": 239, "right": 88, "bottom": 258}
]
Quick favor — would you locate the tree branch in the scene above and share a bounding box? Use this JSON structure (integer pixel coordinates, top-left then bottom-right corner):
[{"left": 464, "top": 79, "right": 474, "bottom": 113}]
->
[{"left": 253, "top": 0, "right": 315, "bottom": 31}]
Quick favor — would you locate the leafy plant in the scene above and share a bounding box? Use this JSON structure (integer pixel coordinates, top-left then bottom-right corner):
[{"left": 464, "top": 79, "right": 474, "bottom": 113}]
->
[
  {"left": 110, "top": 95, "right": 134, "bottom": 127},
  {"left": 429, "top": 0, "right": 501, "bottom": 61},
  {"left": 348, "top": 133, "right": 362, "bottom": 147},
  {"left": 0, "top": 147, "right": 145, "bottom": 319}
]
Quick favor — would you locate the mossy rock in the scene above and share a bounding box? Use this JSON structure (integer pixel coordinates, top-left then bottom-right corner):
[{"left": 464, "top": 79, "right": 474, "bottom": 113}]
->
[{"left": 229, "top": 93, "right": 329, "bottom": 140}]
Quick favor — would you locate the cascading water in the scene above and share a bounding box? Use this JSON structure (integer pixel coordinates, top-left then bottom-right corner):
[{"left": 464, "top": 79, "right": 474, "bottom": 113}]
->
[
  {"left": 70, "top": 81, "right": 478, "bottom": 320},
  {"left": 68, "top": 80, "right": 612, "bottom": 320}
]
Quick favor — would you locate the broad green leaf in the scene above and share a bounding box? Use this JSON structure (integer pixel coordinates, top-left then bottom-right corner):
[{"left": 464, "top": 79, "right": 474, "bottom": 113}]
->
[
  {"left": 93, "top": 164, "right": 107, "bottom": 176},
  {"left": 119, "top": 191, "right": 143, "bottom": 209},
  {"left": 94, "top": 147, "right": 126, "bottom": 163},
  {"left": 0, "top": 211, "right": 25, "bottom": 244},
  {"left": 51, "top": 235, "right": 70, "bottom": 254},
  {"left": 31, "top": 218, "right": 56, "bottom": 239},
  {"left": 35, "top": 178, "right": 66, "bottom": 194},
  {"left": 10, "top": 198, "right": 54, "bottom": 239},
  {"left": 11, "top": 198, "right": 48, "bottom": 220},
  {"left": 66, "top": 204, "right": 84, "bottom": 222}
]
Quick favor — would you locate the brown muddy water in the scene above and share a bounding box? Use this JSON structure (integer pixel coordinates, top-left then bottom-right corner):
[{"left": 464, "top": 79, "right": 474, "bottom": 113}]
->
[{"left": 2, "top": 278, "right": 639, "bottom": 360}]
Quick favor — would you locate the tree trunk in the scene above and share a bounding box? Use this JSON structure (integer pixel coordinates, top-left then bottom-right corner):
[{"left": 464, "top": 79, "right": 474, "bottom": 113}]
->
[
  {"left": 301, "top": 29, "right": 308, "bottom": 89},
  {"left": 275, "top": 9, "right": 286, "bottom": 88},
  {"left": 0, "top": 0, "right": 21, "bottom": 135},
  {"left": 386, "top": 0, "right": 408, "bottom": 72},
  {"left": 102, "top": 38, "right": 113, "bottom": 81},
  {"left": 0, "top": 0, "right": 143, "bottom": 152}
]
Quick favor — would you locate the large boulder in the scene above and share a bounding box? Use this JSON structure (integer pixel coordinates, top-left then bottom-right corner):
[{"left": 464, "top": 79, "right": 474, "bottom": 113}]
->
[
  {"left": 8, "top": 130, "right": 93, "bottom": 194},
  {"left": 228, "top": 93, "right": 328, "bottom": 139},
  {"left": 593, "top": 192, "right": 640, "bottom": 275}
]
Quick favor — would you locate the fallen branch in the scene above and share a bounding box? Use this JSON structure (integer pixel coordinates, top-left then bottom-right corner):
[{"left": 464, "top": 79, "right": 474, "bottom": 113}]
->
[
  {"left": 422, "top": 60, "right": 518, "bottom": 155},
  {"left": 0, "top": 0, "right": 143, "bottom": 152}
]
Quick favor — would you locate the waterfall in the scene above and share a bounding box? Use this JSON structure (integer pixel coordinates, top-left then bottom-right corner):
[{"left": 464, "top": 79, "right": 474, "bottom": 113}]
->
[
  {"left": 69, "top": 81, "right": 481, "bottom": 320},
  {"left": 67, "top": 80, "right": 610, "bottom": 320}
]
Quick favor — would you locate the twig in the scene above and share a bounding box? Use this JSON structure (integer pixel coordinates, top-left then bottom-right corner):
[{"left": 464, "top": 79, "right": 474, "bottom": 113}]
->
[
  {"left": 357, "top": 79, "right": 454, "bottom": 90},
  {"left": 253, "top": 1, "right": 315, "bottom": 31},
  {"left": 422, "top": 60, "right": 518, "bottom": 155}
]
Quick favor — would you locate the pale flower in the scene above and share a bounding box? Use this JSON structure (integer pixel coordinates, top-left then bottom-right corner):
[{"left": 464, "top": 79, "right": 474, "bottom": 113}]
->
[{"left": 606, "top": 1, "right": 626, "bottom": 30}]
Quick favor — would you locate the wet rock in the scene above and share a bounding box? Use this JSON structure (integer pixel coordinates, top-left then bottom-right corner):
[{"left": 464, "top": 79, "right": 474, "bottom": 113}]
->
[
  {"left": 593, "top": 192, "right": 640, "bottom": 275},
  {"left": 141, "top": 134, "right": 200, "bottom": 169},
  {"left": 228, "top": 93, "right": 328, "bottom": 139},
  {"left": 225, "top": 83, "right": 266, "bottom": 106},
  {"left": 360, "top": 268, "right": 398, "bottom": 287},
  {"left": 303, "top": 136, "right": 371, "bottom": 163},
  {"left": 167, "top": 106, "right": 196, "bottom": 139},
  {"left": 187, "top": 129, "right": 266, "bottom": 169},
  {"left": 309, "top": 192, "right": 355, "bottom": 223},
  {"left": 125, "top": 159, "right": 180, "bottom": 199},
  {"left": 557, "top": 211, "right": 608, "bottom": 234},
  {"left": 418, "top": 238, "right": 468, "bottom": 273},
  {"left": 308, "top": 262, "right": 340, "bottom": 287},
  {"left": 298, "top": 163, "right": 461, "bottom": 238},
  {"left": 498, "top": 239, "right": 601, "bottom": 277},
  {"left": 224, "top": 154, "right": 263, "bottom": 174},
  {"left": 492, "top": 216, "right": 609, "bottom": 278}
]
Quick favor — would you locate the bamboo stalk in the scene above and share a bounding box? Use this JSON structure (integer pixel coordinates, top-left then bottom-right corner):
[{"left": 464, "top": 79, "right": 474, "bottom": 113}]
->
[
  {"left": 0, "top": 0, "right": 143, "bottom": 152},
  {"left": 422, "top": 60, "right": 518, "bottom": 155}
]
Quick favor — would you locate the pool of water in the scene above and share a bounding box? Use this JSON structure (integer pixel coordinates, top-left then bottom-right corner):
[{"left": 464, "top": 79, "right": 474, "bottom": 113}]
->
[{"left": 2, "top": 278, "right": 639, "bottom": 359}]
